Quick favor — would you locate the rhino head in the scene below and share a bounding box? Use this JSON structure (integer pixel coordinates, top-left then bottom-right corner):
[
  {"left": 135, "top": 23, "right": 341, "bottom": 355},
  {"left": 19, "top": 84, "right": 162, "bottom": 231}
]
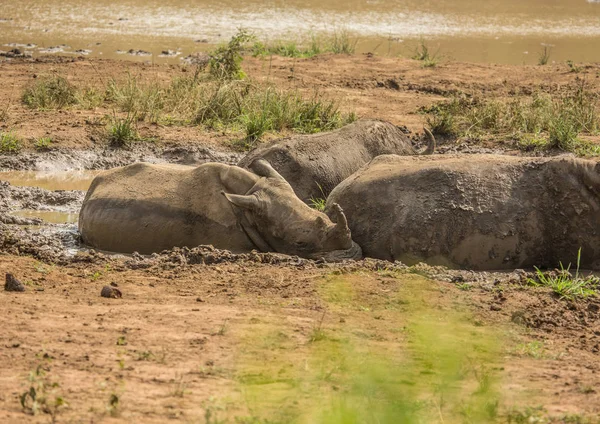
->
[{"left": 222, "top": 159, "right": 362, "bottom": 261}]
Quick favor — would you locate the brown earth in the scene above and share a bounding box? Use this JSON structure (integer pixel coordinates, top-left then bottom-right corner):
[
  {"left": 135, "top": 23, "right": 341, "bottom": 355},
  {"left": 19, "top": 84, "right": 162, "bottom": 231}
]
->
[{"left": 1, "top": 54, "right": 600, "bottom": 423}]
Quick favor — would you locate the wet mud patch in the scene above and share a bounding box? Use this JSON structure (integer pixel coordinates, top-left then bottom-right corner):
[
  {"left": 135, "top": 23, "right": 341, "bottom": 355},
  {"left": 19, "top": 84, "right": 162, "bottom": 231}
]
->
[{"left": 0, "top": 144, "right": 243, "bottom": 172}]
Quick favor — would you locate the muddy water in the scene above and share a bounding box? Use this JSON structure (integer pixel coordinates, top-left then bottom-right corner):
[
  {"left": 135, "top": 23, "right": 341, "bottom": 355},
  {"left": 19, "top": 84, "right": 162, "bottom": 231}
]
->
[
  {"left": 10, "top": 210, "right": 79, "bottom": 224},
  {"left": 0, "top": 170, "right": 100, "bottom": 191},
  {"left": 1, "top": 0, "right": 600, "bottom": 64}
]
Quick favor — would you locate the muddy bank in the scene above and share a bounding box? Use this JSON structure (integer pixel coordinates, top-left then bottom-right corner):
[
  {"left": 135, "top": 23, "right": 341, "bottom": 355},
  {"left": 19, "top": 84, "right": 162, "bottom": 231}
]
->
[{"left": 0, "top": 144, "right": 243, "bottom": 172}]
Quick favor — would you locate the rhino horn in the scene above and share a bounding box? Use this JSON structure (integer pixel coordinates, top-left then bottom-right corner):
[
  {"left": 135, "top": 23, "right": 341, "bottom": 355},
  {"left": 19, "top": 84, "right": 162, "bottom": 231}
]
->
[
  {"left": 249, "top": 159, "right": 286, "bottom": 182},
  {"left": 222, "top": 192, "right": 259, "bottom": 210},
  {"left": 419, "top": 127, "right": 436, "bottom": 155},
  {"left": 329, "top": 203, "right": 351, "bottom": 240}
]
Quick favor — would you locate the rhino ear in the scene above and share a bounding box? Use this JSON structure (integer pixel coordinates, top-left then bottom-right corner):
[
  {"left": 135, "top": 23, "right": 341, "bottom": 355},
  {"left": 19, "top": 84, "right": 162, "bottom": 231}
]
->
[
  {"left": 315, "top": 215, "right": 329, "bottom": 231},
  {"left": 249, "top": 159, "right": 286, "bottom": 182},
  {"left": 222, "top": 192, "right": 259, "bottom": 210}
]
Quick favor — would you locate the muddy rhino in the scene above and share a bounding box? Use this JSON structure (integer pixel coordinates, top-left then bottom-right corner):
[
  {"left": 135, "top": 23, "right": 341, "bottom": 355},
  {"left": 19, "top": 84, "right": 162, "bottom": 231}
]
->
[
  {"left": 79, "top": 160, "right": 361, "bottom": 260},
  {"left": 326, "top": 154, "right": 600, "bottom": 270},
  {"left": 238, "top": 120, "right": 435, "bottom": 203}
]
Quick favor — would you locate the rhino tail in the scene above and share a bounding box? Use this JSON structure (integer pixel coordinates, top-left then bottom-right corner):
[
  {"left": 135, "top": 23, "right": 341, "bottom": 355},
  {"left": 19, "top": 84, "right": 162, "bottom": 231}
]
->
[{"left": 419, "top": 127, "right": 436, "bottom": 155}]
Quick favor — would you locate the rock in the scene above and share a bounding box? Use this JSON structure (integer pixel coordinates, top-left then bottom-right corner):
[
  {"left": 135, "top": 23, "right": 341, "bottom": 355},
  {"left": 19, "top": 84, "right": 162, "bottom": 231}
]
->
[
  {"left": 5, "top": 273, "right": 25, "bottom": 292},
  {"left": 101, "top": 285, "right": 122, "bottom": 299}
]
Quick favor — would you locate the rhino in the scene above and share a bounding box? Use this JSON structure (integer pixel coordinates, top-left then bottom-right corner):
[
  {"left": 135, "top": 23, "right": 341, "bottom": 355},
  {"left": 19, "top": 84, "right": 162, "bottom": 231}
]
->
[
  {"left": 238, "top": 119, "right": 435, "bottom": 203},
  {"left": 79, "top": 160, "right": 362, "bottom": 261},
  {"left": 326, "top": 154, "right": 600, "bottom": 270}
]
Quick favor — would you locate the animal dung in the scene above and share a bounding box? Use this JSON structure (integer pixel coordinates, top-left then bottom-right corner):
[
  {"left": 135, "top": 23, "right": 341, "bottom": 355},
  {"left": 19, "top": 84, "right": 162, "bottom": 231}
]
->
[
  {"left": 4, "top": 273, "right": 25, "bottom": 292},
  {"left": 101, "top": 285, "right": 122, "bottom": 299}
]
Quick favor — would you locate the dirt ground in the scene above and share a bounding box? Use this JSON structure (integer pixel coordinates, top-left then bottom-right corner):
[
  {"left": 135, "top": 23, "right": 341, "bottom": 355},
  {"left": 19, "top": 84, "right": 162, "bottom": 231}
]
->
[{"left": 1, "top": 54, "right": 600, "bottom": 423}]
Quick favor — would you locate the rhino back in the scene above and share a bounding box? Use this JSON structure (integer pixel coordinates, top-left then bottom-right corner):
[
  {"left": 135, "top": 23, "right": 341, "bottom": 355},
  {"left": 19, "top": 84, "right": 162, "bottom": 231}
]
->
[
  {"left": 239, "top": 120, "right": 417, "bottom": 202},
  {"left": 79, "top": 162, "right": 253, "bottom": 254},
  {"left": 328, "top": 154, "right": 600, "bottom": 270}
]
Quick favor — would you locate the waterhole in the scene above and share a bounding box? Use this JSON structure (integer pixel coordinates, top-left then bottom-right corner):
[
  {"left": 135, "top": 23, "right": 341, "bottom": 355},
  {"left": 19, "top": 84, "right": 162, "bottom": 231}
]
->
[{"left": 1, "top": 0, "right": 600, "bottom": 64}]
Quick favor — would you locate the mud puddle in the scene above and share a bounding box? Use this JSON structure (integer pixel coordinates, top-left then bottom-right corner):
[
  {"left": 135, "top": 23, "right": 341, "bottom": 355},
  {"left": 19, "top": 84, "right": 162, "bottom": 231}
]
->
[
  {"left": 9, "top": 210, "right": 79, "bottom": 224},
  {"left": 0, "top": 170, "right": 100, "bottom": 191}
]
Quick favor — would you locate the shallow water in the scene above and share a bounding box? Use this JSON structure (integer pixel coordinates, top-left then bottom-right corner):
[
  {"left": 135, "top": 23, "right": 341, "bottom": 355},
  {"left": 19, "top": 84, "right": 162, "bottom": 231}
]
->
[
  {"left": 0, "top": 170, "right": 100, "bottom": 191},
  {"left": 11, "top": 210, "right": 79, "bottom": 224},
  {"left": 1, "top": 0, "right": 600, "bottom": 64}
]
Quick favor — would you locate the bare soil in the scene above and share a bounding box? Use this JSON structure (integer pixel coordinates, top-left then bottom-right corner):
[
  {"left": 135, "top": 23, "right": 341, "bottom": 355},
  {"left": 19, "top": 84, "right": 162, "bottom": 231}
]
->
[{"left": 1, "top": 54, "right": 600, "bottom": 422}]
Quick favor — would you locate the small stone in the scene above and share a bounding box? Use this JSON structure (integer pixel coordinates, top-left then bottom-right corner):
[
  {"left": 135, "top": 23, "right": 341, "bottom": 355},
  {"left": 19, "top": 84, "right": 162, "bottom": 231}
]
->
[
  {"left": 101, "top": 285, "right": 122, "bottom": 299},
  {"left": 5, "top": 273, "right": 25, "bottom": 292},
  {"left": 196, "top": 297, "right": 205, "bottom": 302},
  {"left": 110, "top": 282, "right": 119, "bottom": 287}
]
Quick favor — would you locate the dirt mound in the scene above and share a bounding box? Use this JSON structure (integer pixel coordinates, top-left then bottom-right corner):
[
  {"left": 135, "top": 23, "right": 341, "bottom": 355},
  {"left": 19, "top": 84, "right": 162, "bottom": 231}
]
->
[{"left": 0, "top": 223, "right": 72, "bottom": 263}]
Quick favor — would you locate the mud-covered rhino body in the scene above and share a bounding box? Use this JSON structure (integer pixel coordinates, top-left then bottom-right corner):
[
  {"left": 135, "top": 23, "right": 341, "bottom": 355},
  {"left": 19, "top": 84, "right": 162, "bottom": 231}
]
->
[
  {"left": 79, "top": 160, "right": 361, "bottom": 261},
  {"left": 239, "top": 119, "right": 434, "bottom": 203},
  {"left": 327, "top": 154, "right": 600, "bottom": 270}
]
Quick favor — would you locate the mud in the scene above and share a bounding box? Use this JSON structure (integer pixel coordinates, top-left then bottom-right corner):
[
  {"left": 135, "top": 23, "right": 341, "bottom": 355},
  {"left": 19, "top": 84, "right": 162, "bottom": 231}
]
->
[{"left": 0, "top": 144, "right": 243, "bottom": 172}]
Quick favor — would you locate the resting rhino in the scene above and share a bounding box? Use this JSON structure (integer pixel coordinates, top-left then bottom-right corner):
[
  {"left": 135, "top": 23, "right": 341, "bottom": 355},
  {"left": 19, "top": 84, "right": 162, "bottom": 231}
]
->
[
  {"left": 326, "top": 154, "right": 600, "bottom": 270},
  {"left": 79, "top": 160, "right": 361, "bottom": 261},
  {"left": 238, "top": 119, "right": 435, "bottom": 203}
]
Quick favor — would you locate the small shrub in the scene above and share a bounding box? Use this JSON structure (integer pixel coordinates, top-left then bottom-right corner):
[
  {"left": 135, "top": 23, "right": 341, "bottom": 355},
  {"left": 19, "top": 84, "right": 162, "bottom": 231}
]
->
[
  {"left": 0, "top": 131, "right": 22, "bottom": 153},
  {"left": 209, "top": 29, "right": 254, "bottom": 80},
  {"left": 22, "top": 75, "right": 77, "bottom": 109},
  {"left": 33, "top": 137, "right": 53, "bottom": 151},
  {"left": 106, "top": 113, "right": 138, "bottom": 148}
]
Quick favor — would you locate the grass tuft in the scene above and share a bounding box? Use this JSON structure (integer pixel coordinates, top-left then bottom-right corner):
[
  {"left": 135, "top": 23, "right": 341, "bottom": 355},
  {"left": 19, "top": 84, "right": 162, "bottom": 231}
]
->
[
  {"left": 33, "top": 137, "right": 53, "bottom": 151},
  {"left": 538, "top": 46, "right": 551, "bottom": 66},
  {"left": 329, "top": 29, "right": 358, "bottom": 55},
  {"left": 527, "top": 248, "right": 599, "bottom": 300},
  {"left": 106, "top": 113, "right": 138, "bottom": 148},
  {"left": 413, "top": 39, "right": 439, "bottom": 67},
  {"left": 22, "top": 75, "right": 77, "bottom": 110}
]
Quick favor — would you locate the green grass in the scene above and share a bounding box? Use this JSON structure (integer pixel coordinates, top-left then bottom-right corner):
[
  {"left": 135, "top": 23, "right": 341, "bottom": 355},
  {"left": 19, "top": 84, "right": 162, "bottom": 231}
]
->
[
  {"left": 424, "top": 80, "right": 600, "bottom": 155},
  {"left": 195, "top": 83, "right": 356, "bottom": 149},
  {"left": 0, "top": 131, "right": 22, "bottom": 153},
  {"left": 527, "top": 249, "right": 599, "bottom": 301},
  {"left": 232, "top": 274, "right": 506, "bottom": 424},
  {"left": 22, "top": 75, "right": 77, "bottom": 110},
  {"left": 252, "top": 32, "right": 356, "bottom": 58}
]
